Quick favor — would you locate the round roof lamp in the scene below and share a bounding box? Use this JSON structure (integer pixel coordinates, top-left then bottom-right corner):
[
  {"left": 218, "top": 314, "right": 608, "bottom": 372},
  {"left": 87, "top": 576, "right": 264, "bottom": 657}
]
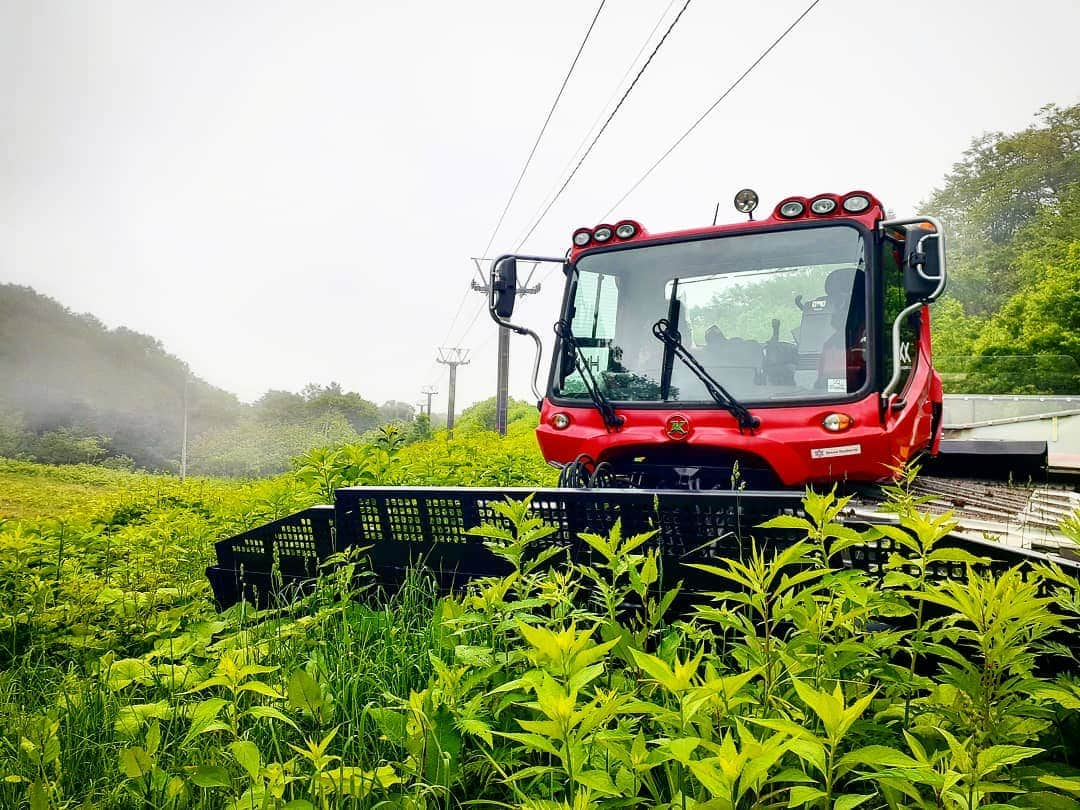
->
[{"left": 733, "top": 188, "right": 759, "bottom": 219}]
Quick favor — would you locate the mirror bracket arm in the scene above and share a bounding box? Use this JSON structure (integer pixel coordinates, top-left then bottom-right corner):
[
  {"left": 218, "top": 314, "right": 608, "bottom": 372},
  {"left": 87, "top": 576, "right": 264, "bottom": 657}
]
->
[
  {"left": 486, "top": 253, "right": 565, "bottom": 402},
  {"left": 878, "top": 216, "right": 947, "bottom": 406}
]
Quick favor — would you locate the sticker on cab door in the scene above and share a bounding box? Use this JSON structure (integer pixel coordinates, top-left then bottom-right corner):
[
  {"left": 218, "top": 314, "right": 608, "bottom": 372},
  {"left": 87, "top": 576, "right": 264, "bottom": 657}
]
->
[{"left": 811, "top": 444, "right": 862, "bottom": 459}]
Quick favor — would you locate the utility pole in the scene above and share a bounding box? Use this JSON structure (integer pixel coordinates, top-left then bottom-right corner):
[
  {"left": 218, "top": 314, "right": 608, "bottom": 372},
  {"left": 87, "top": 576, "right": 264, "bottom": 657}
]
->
[
  {"left": 180, "top": 376, "right": 189, "bottom": 481},
  {"left": 420, "top": 385, "right": 438, "bottom": 419},
  {"left": 436, "top": 348, "right": 470, "bottom": 438},
  {"left": 470, "top": 258, "right": 540, "bottom": 436}
]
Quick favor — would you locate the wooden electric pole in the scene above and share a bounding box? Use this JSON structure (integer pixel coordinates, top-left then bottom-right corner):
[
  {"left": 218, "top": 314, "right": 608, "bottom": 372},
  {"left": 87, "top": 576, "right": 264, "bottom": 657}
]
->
[
  {"left": 180, "top": 376, "right": 189, "bottom": 481},
  {"left": 420, "top": 385, "right": 438, "bottom": 418},
  {"left": 470, "top": 258, "right": 540, "bottom": 435},
  {"left": 436, "top": 348, "right": 470, "bottom": 438}
]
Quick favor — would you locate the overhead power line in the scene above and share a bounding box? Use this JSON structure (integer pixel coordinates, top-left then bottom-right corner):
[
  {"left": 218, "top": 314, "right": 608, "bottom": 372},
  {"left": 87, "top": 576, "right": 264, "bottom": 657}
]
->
[
  {"left": 439, "top": 280, "right": 474, "bottom": 348},
  {"left": 514, "top": 0, "right": 694, "bottom": 251},
  {"left": 602, "top": 0, "right": 823, "bottom": 219},
  {"left": 508, "top": 0, "right": 680, "bottom": 250},
  {"left": 451, "top": 298, "right": 487, "bottom": 348},
  {"left": 479, "top": 0, "right": 608, "bottom": 260},
  {"left": 422, "top": 278, "right": 475, "bottom": 387},
  {"left": 431, "top": 1, "right": 605, "bottom": 392}
]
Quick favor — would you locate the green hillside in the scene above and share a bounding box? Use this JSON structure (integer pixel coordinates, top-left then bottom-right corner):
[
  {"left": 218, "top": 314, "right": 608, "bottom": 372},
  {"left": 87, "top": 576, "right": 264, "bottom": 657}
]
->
[
  {"left": 0, "top": 284, "right": 241, "bottom": 469},
  {"left": 0, "top": 285, "right": 414, "bottom": 474}
]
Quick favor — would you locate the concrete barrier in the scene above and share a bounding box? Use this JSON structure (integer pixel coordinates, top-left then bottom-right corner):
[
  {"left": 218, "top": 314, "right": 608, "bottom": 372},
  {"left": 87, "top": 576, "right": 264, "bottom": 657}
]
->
[{"left": 942, "top": 395, "right": 1080, "bottom": 470}]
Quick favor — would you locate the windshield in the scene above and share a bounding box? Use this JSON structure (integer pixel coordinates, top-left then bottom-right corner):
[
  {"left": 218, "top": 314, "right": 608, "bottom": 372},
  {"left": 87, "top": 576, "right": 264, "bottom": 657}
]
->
[{"left": 554, "top": 225, "right": 869, "bottom": 404}]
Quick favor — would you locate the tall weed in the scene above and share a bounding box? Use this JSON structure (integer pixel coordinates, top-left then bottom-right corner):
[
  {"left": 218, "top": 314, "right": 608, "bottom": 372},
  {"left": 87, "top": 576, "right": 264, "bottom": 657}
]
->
[{"left": 4, "top": 454, "right": 1080, "bottom": 807}]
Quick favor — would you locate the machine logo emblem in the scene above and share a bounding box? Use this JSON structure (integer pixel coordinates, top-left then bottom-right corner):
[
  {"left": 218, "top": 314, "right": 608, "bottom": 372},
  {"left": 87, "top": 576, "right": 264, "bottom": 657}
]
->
[{"left": 665, "top": 415, "right": 691, "bottom": 440}]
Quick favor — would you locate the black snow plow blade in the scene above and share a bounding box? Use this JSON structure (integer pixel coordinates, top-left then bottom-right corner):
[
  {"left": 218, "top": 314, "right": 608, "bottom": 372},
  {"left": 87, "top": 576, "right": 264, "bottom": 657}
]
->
[
  {"left": 206, "top": 505, "right": 336, "bottom": 610},
  {"left": 208, "top": 487, "right": 802, "bottom": 609},
  {"left": 921, "top": 439, "right": 1050, "bottom": 480},
  {"left": 206, "top": 486, "right": 1080, "bottom": 610}
]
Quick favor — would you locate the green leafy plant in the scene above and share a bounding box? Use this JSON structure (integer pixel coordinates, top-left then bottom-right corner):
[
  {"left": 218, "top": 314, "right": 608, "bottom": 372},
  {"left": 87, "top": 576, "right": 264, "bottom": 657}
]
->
[{"left": 6, "top": 454, "right": 1080, "bottom": 808}]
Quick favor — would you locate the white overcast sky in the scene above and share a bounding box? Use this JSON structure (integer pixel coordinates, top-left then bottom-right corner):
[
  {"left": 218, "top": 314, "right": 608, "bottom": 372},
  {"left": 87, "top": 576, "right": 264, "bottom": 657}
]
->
[{"left": 3, "top": 0, "right": 1079, "bottom": 413}]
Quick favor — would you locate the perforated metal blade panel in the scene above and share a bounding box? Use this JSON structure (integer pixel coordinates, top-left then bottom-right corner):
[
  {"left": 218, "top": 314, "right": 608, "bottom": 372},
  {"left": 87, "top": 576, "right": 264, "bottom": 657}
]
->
[
  {"left": 208, "top": 505, "right": 334, "bottom": 608},
  {"left": 208, "top": 487, "right": 1080, "bottom": 611},
  {"left": 332, "top": 487, "right": 808, "bottom": 591}
]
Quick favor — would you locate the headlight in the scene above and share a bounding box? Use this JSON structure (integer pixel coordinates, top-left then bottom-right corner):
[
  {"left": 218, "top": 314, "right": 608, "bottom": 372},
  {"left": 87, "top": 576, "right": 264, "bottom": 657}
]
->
[
  {"left": 733, "top": 188, "right": 759, "bottom": 214},
  {"left": 615, "top": 221, "right": 637, "bottom": 239},
  {"left": 810, "top": 197, "right": 837, "bottom": 215},
  {"left": 592, "top": 225, "right": 614, "bottom": 242},
  {"left": 552, "top": 413, "right": 571, "bottom": 430},
  {"left": 572, "top": 228, "right": 592, "bottom": 247},
  {"left": 778, "top": 199, "right": 805, "bottom": 218},
  {"left": 842, "top": 194, "right": 871, "bottom": 213}
]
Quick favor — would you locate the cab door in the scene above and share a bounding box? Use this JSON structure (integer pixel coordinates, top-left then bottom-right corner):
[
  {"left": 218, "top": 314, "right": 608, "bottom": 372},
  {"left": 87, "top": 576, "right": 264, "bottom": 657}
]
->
[{"left": 879, "top": 229, "right": 920, "bottom": 398}]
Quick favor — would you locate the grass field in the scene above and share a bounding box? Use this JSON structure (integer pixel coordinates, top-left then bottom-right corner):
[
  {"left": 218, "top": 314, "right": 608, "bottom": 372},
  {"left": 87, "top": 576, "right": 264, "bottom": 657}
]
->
[
  {"left": 0, "top": 460, "right": 150, "bottom": 520},
  {"left": 4, "top": 442, "right": 1080, "bottom": 808}
]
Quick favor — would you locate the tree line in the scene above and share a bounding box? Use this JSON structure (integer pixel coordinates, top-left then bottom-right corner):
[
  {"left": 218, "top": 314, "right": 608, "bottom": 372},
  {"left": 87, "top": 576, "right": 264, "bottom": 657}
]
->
[
  {"left": 0, "top": 283, "right": 539, "bottom": 475},
  {"left": 0, "top": 284, "right": 427, "bottom": 474},
  {"left": 925, "top": 102, "right": 1080, "bottom": 393}
]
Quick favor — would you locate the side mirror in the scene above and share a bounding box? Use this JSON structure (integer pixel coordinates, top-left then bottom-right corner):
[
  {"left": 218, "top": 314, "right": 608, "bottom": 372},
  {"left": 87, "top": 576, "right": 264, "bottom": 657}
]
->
[
  {"left": 491, "top": 257, "right": 517, "bottom": 319},
  {"left": 903, "top": 227, "right": 944, "bottom": 302}
]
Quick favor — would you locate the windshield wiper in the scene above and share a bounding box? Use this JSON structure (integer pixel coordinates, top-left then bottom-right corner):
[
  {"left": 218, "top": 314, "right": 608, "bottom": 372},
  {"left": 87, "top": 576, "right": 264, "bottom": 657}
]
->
[
  {"left": 554, "top": 320, "right": 624, "bottom": 430},
  {"left": 652, "top": 319, "right": 761, "bottom": 434}
]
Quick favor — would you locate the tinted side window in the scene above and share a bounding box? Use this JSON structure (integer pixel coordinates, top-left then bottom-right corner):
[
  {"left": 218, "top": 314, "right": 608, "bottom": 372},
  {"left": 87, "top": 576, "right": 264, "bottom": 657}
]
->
[
  {"left": 881, "top": 233, "right": 919, "bottom": 390},
  {"left": 556, "top": 272, "right": 619, "bottom": 396}
]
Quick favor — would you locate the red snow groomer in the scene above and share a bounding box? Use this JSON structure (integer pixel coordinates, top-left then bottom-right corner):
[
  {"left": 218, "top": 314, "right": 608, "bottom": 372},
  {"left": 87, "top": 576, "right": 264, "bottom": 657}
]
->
[
  {"left": 505, "top": 189, "right": 947, "bottom": 490},
  {"left": 207, "top": 190, "right": 1070, "bottom": 610}
]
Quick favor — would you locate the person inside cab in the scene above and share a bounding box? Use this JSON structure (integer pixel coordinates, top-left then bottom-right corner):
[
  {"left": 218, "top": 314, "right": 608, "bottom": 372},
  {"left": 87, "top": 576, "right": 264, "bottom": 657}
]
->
[{"left": 815, "top": 268, "right": 867, "bottom": 393}]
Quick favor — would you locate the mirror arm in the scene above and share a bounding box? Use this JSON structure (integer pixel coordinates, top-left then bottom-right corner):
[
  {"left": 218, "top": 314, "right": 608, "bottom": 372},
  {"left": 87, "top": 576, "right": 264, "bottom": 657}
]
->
[
  {"left": 877, "top": 215, "right": 947, "bottom": 405},
  {"left": 882, "top": 300, "right": 924, "bottom": 402},
  {"left": 486, "top": 253, "right": 564, "bottom": 403}
]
